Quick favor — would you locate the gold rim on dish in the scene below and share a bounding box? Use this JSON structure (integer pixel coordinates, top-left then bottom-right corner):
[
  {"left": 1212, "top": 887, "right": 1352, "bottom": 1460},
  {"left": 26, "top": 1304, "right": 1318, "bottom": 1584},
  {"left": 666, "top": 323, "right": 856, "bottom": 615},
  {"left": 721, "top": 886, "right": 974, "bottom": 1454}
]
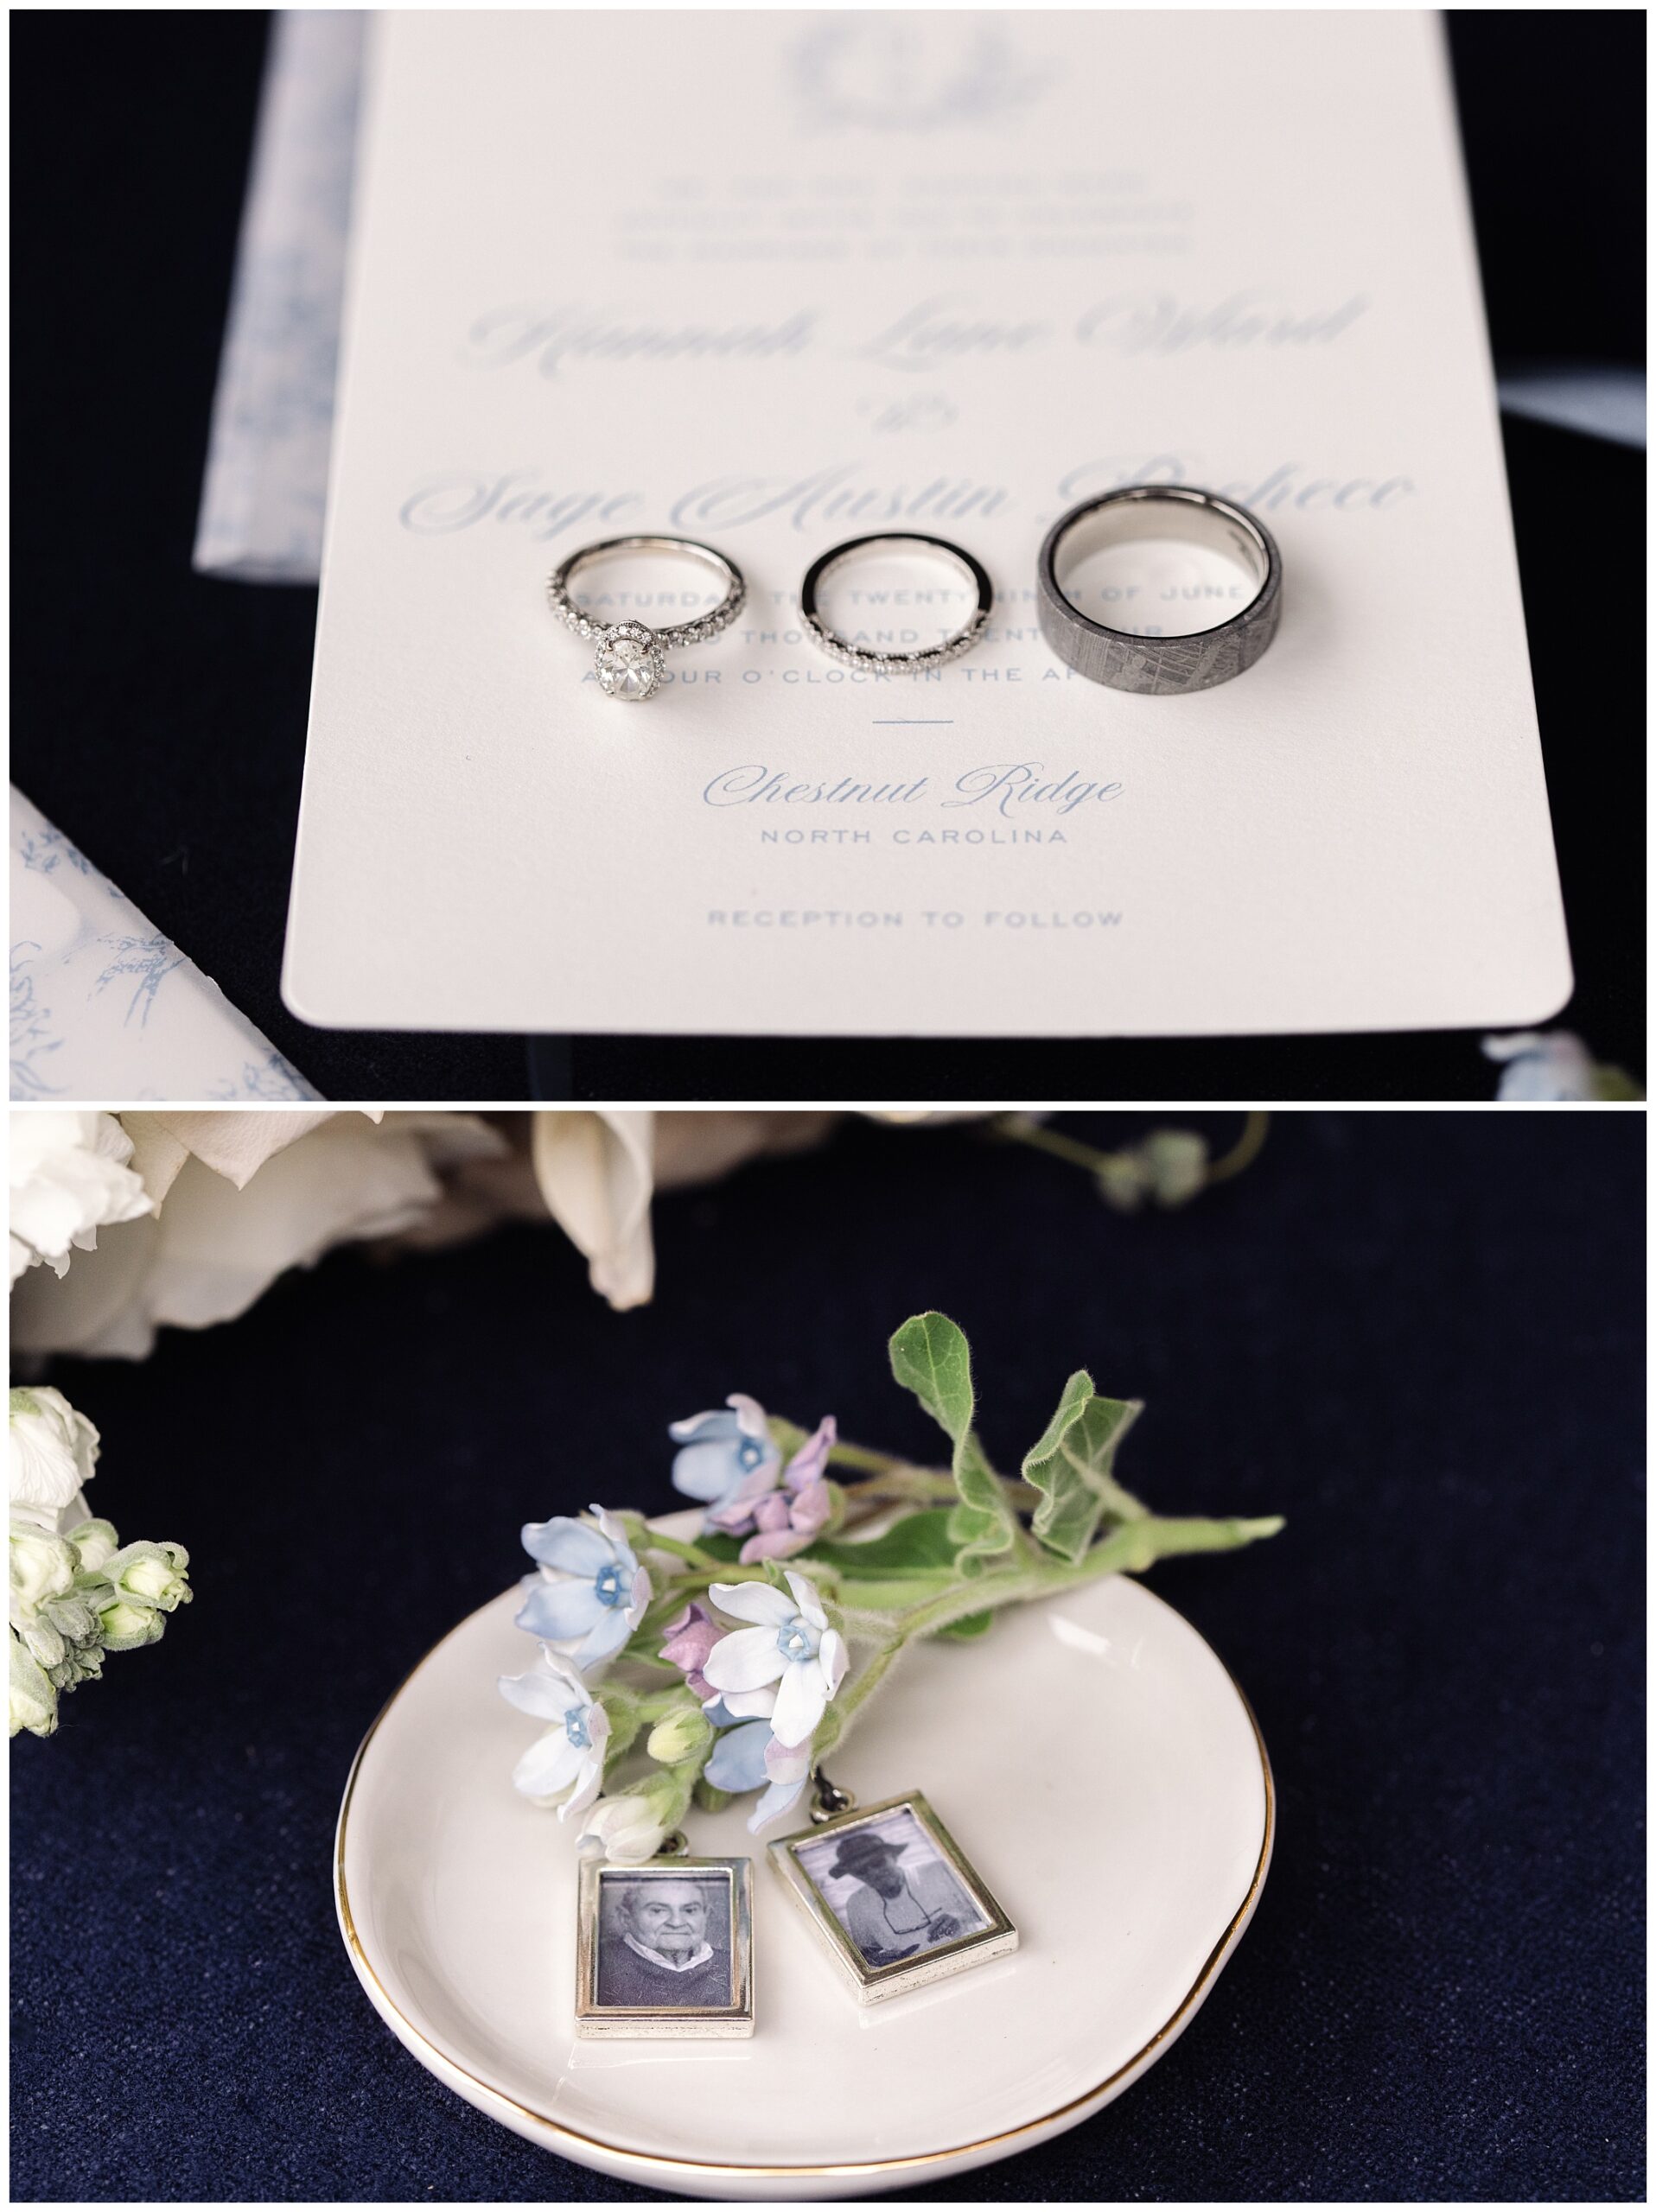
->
[{"left": 334, "top": 1580, "right": 1275, "bottom": 2186}]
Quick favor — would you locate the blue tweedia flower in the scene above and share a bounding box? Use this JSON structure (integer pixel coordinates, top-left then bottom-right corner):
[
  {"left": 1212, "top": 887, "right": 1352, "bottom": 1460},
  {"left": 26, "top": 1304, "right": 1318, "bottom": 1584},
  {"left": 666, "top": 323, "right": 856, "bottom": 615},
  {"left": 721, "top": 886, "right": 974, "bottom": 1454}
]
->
[
  {"left": 701, "top": 1571, "right": 847, "bottom": 1749},
  {"left": 515, "top": 1503, "right": 652, "bottom": 1669},
  {"left": 669, "top": 1393, "right": 782, "bottom": 1534},
  {"left": 498, "top": 1645, "right": 611, "bottom": 1815},
  {"left": 704, "top": 1713, "right": 815, "bottom": 1834}
]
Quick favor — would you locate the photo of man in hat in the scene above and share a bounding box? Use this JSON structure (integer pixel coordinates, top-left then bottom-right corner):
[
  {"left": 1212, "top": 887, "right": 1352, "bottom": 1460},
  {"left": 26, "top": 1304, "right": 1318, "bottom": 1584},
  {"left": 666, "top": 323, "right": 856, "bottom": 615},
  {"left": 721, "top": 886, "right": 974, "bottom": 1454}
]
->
[
  {"left": 594, "top": 1874, "right": 732, "bottom": 2009},
  {"left": 823, "top": 1820, "right": 984, "bottom": 1967}
]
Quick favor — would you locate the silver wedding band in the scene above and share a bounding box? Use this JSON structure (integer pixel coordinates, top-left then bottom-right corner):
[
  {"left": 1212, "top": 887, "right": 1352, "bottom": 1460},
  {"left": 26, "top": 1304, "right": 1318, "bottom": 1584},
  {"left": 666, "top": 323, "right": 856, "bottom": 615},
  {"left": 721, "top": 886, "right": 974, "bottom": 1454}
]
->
[
  {"left": 548, "top": 535, "right": 746, "bottom": 702},
  {"left": 1036, "top": 486, "right": 1282, "bottom": 695},
  {"left": 799, "top": 532, "right": 992, "bottom": 674}
]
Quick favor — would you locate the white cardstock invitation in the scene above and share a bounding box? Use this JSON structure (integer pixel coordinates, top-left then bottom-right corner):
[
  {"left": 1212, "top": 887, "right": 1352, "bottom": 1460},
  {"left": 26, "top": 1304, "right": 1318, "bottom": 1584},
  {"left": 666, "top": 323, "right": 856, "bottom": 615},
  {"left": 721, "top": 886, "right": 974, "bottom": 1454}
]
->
[{"left": 284, "top": 10, "right": 1572, "bottom": 1037}]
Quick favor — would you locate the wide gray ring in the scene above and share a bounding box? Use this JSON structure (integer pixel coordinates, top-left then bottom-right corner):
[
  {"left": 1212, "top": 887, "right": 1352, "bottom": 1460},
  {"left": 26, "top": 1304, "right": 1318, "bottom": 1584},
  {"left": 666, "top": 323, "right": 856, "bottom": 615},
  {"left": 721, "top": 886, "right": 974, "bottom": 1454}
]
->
[{"left": 1037, "top": 486, "right": 1282, "bottom": 695}]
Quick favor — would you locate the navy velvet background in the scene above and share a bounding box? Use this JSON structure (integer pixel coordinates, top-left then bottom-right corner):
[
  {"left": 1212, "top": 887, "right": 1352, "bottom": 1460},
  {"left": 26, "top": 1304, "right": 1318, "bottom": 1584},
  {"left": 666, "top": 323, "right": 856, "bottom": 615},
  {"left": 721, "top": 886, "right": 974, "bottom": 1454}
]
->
[{"left": 9, "top": 1110, "right": 1646, "bottom": 2200}]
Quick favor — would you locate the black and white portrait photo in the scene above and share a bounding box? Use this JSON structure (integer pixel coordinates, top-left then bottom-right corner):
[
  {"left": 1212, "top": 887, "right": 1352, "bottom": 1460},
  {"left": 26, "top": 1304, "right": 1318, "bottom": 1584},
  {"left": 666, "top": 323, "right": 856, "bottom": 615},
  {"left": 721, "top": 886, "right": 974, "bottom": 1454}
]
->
[
  {"left": 592, "top": 1869, "right": 733, "bottom": 2010},
  {"left": 793, "top": 1805, "right": 990, "bottom": 1968}
]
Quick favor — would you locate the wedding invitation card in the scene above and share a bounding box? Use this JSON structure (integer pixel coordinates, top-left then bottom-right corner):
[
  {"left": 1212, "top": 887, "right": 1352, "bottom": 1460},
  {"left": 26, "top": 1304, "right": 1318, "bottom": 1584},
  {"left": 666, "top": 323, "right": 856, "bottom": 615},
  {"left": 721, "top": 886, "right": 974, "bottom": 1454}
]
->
[{"left": 284, "top": 10, "right": 1571, "bottom": 1036}]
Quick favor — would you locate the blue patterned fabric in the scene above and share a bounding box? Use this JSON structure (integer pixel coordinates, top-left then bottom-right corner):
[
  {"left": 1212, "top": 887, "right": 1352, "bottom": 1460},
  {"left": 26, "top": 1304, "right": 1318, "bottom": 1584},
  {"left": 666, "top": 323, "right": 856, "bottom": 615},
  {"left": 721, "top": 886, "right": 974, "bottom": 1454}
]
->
[{"left": 9, "top": 1113, "right": 1643, "bottom": 2199}]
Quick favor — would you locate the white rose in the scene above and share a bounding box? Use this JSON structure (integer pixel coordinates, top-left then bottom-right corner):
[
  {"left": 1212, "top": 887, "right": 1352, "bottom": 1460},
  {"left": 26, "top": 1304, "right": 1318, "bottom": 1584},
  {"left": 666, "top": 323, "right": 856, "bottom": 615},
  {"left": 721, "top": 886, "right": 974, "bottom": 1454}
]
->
[
  {"left": 10, "top": 1110, "right": 506, "bottom": 1361},
  {"left": 863, "top": 1110, "right": 998, "bottom": 1124},
  {"left": 8, "top": 1388, "right": 100, "bottom": 1523},
  {"left": 530, "top": 1111, "right": 839, "bottom": 1311},
  {"left": 9, "top": 1110, "right": 153, "bottom": 1283}
]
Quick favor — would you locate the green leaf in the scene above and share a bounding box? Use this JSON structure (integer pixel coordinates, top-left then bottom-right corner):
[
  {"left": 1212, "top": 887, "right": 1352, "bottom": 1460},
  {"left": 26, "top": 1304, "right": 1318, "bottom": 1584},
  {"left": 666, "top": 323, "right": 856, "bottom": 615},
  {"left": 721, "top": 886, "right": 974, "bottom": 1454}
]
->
[
  {"left": 1022, "top": 1373, "right": 1145, "bottom": 1562},
  {"left": 807, "top": 1509, "right": 961, "bottom": 1580},
  {"left": 889, "top": 1313, "right": 1017, "bottom": 1577},
  {"left": 936, "top": 1608, "right": 995, "bottom": 1642},
  {"left": 695, "top": 1532, "right": 744, "bottom": 1564}
]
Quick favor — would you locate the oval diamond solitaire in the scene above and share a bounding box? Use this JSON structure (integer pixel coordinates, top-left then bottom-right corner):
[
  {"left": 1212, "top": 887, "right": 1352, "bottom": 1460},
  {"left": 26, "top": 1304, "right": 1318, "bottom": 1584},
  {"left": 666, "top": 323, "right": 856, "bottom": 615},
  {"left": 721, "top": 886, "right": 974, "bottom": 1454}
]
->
[
  {"left": 595, "top": 622, "right": 664, "bottom": 702},
  {"left": 547, "top": 537, "right": 747, "bottom": 707}
]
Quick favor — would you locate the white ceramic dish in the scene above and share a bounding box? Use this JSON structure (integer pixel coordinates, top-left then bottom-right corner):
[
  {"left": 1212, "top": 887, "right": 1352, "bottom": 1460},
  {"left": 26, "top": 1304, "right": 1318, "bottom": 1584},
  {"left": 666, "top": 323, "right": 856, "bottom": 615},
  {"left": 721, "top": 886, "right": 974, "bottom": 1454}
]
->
[{"left": 335, "top": 1521, "right": 1272, "bottom": 2199}]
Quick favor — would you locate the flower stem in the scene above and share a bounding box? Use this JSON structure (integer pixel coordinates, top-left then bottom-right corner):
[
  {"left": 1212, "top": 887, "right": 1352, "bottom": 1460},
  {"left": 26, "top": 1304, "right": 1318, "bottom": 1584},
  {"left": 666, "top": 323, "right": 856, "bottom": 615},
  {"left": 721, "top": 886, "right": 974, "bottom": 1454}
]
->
[
  {"left": 825, "top": 1509, "right": 1284, "bottom": 1756},
  {"left": 825, "top": 1437, "right": 910, "bottom": 1478},
  {"left": 833, "top": 1634, "right": 906, "bottom": 1723},
  {"left": 990, "top": 1115, "right": 1113, "bottom": 1173},
  {"left": 1204, "top": 1109, "right": 1271, "bottom": 1185},
  {"left": 989, "top": 1109, "right": 1271, "bottom": 1193},
  {"left": 643, "top": 1530, "right": 729, "bottom": 1573},
  {"left": 825, "top": 1441, "right": 1035, "bottom": 1516}
]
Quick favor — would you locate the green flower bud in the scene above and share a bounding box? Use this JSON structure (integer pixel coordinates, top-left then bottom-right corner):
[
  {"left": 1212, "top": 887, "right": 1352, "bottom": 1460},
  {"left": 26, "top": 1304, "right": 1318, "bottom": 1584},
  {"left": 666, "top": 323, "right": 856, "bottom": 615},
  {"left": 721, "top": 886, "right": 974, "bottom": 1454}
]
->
[
  {"left": 105, "top": 1540, "right": 191, "bottom": 1614},
  {"left": 43, "top": 1582, "right": 107, "bottom": 1649},
  {"left": 98, "top": 1598, "right": 167, "bottom": 1652},
  {"left": 1141, "top": 1129, "right": 1210, "bottom": 1208},
  {"left": 10, "top": 1630, "right": 58, "bottom": 1738},
  {"left": 46, "top": 1639, "right": 105, "bottom": 1693},
  {"left": 1096, "top": 1131, "right": 1210, "bottom": 1212},
  {"left": 646, "top": 1703, "right": 713, "bottom": 1766},
  {"left": 1095, "top": 1151, "right": 1152, "bottom": 1212},
  {"left": 17, "top": 1615, "right": 67, "bottom": 1670}
]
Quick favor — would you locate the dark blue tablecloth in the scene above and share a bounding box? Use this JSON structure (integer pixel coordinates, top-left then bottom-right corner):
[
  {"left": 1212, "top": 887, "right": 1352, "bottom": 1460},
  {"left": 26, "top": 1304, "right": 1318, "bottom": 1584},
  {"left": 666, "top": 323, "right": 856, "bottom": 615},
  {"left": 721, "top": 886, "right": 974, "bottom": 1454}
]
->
[{"left": 10, "top": 1112, "right": 1645, "bottom": 2199}]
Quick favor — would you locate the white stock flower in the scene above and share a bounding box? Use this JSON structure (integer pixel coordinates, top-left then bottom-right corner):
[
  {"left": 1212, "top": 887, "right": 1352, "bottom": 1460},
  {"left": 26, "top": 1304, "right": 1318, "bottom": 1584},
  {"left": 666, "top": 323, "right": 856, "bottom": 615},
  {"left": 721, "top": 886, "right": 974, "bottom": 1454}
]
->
[
  {"left": 702, "top": 1570, "right": 847, "bottom": 1750},
  {"left": 62, "top": 1518, "right": 118, "bottom": 1575},
  {"left": 9, "top": 1518, "right": 78, "bottom": 1628},
  {"left": 8, "top": 1388, "right": 100, "bottom": 1527},
  {"left": 105, "top": 1540, "right": 191, "bottom": 1615},
  {"left": 10, "top": 1110, "right": 505, "bottom": 1360},
  {"left": 9, "top": 1111, "right": 153, "bottom": 1283},
  {"left": 10, "top": 1632, "right": 58, "bottom": 1738}
]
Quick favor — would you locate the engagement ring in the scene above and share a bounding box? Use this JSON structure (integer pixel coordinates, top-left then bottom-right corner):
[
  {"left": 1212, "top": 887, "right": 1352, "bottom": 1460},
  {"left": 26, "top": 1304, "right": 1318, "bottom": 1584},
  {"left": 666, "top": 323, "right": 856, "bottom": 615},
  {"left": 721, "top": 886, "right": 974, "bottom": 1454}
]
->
[{"left": 547, "top": 536, "right": 746, "bottom": 702}]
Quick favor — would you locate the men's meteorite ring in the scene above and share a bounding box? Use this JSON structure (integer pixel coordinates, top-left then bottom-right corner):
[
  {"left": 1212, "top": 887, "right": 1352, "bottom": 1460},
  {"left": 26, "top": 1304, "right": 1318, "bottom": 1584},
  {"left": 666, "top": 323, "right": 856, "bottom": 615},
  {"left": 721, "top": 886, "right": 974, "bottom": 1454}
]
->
[
  {"left": 547, "top": 536, "right": 746, "bottom": 702},
  {"left": 799, "top": 532, "right": 992, "bottom": 674},
  {"left": 1036, "top": 486, "right": 1282, "bottom": 695}
]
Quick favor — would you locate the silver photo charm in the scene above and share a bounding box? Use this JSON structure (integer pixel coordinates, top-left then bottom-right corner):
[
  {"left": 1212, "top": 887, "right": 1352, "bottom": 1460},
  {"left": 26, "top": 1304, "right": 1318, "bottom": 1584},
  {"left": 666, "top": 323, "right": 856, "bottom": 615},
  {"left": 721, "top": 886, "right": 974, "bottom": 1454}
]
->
[
  {"left": 575, "top": 1851, "right": 755, "bottom": 2039},
  {"left": 769, "top": 1785, "right": 1017, "bottom": 2005}
]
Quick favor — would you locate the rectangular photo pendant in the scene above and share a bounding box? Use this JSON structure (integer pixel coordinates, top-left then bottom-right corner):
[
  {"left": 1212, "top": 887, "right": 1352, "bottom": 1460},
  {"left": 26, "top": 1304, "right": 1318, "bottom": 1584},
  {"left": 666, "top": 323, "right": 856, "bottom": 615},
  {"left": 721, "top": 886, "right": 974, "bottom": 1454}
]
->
[
  {"left": 769, "top": 1791, "right": 1018, "bottom": 2005},
  {"left": 575, "top": 1855, "right": 754, "bottom": 2039}
]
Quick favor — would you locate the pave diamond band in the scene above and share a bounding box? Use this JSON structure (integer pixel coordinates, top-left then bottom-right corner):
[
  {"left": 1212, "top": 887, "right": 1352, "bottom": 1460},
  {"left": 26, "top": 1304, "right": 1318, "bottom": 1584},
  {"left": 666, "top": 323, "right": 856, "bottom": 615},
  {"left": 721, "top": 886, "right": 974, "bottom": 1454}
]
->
[
  {"left": 799, "top": 532, "right": 992, "bottom": 675},
  {"left": 1036, "top": 486, "right": 1282, "bottom": 696},
  {"left": 548, "top": 535, "right": 746, "bottom": 702}
]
